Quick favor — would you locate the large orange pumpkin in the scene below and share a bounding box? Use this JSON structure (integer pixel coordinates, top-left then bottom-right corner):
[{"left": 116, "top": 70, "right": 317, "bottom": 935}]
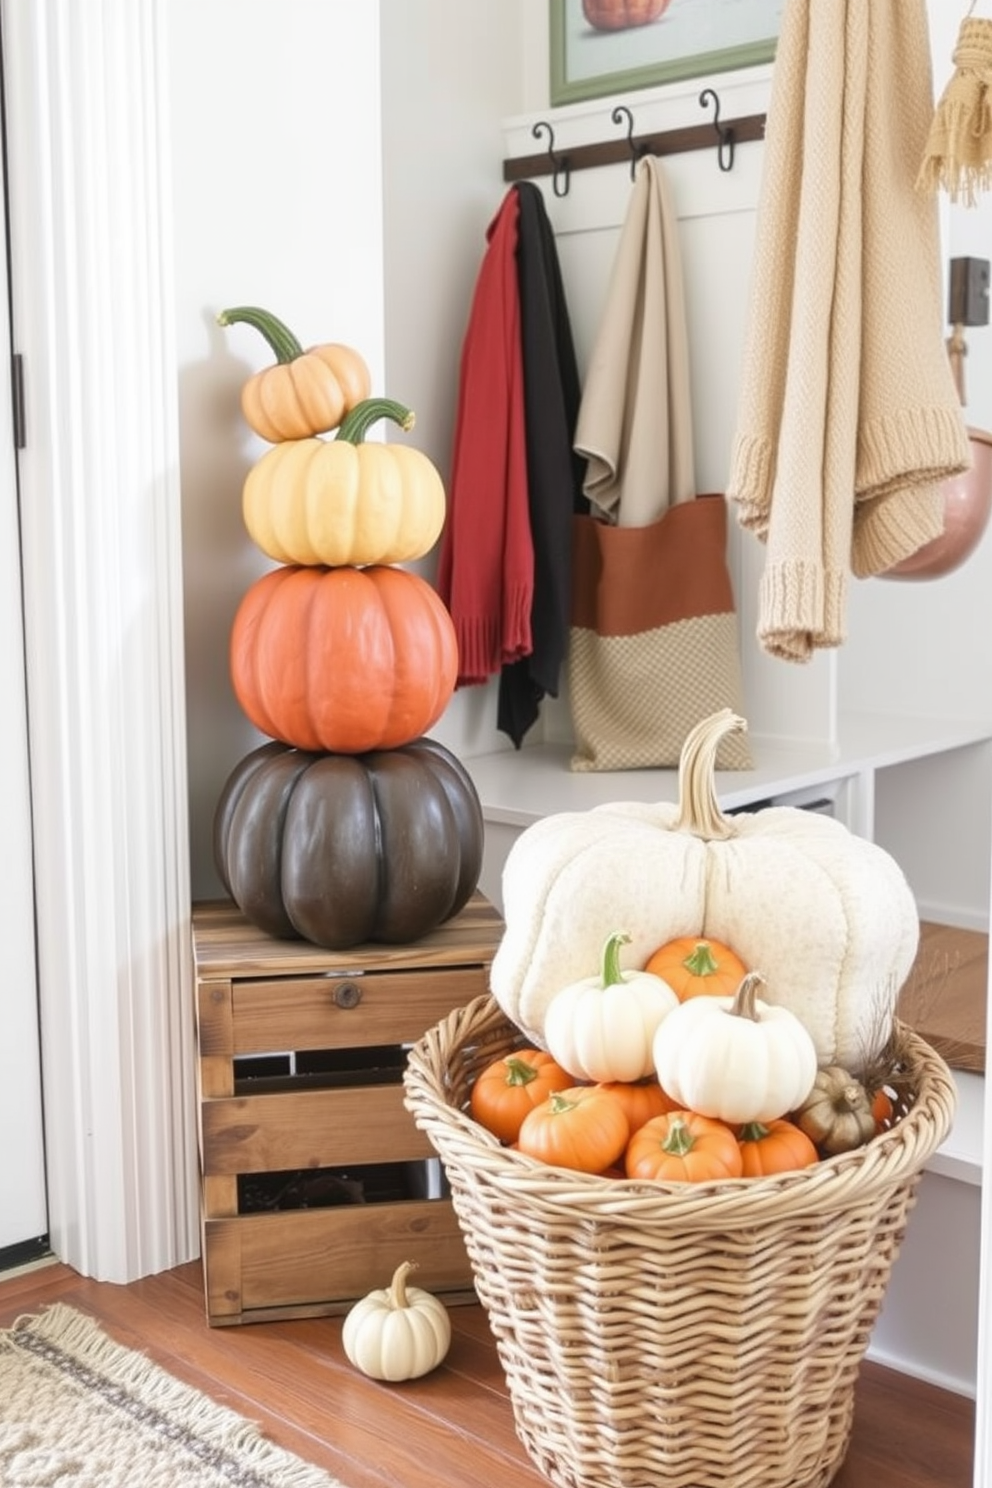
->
[{"left": 230, "top": 564, "right": 458, "bottom": 752}]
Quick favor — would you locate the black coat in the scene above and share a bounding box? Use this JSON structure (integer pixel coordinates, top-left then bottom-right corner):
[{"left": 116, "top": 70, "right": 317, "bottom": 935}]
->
[{"left": 497, "top": 181, "right": 588, "bottom": 748}]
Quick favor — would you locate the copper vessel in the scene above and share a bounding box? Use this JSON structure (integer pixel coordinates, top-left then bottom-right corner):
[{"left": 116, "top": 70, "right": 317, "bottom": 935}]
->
[{"left": 881, "top": 426, "right": 992, "bottom": 580}]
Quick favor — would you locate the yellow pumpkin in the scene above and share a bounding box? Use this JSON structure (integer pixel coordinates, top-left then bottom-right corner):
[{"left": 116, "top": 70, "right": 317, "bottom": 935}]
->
[
  {"left": 242, "top": 398, "right": 446, "bottom": 566},
  {"left": 490, "top": 710, "right": 919, "bottom": 1068}
]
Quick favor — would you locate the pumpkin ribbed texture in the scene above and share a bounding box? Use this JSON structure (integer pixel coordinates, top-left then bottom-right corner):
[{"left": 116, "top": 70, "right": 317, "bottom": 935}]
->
[
  {"left": 242, "top": 400, "right": 446, "bottom": 567},
  {"left": 213, "top": 736, "right": 483, "bottom": 948},
  {"left": 230, "top": 564, "right": 457, "bottom": 753},
  {"left": 218, "top": 305, "right": 371, "bottom": 442}
]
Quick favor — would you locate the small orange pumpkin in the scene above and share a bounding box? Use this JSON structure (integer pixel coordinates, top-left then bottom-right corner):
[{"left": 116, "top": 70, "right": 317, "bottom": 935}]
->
[
  {"left": 736, "top": 1118, "right": 819, "bottom": 1178},
  {"left": 230, "top": 564, "right": 457, "bottom": 753},
  {"left": 595, "top": 1079, "right": 678, "bottom": 1135},
  {"left": 870, "top": 1086, "right": 895, "bottom": 1132},
  {"left": 644, "top": 935, "right": 747, "bottom": 1001},
  {"left": 624, "top": 1111, "right": 743, "bottom": 1184},
  {"left": 218, "top": 305, "right": 371, "bottom": 442},
  {"left": 518, "top": 1087, "right": 629, "bottom": 1174},
  {"left": 470, "top": 1051, "right": 572, "bottom": 1145}
]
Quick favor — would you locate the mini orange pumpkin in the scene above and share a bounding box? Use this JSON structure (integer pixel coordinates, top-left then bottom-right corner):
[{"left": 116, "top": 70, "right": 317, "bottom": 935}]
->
[
  {"left": 644, "top": 935, "right": 748, "bottom": 1001},
  {"left": 595, "top": 1079, "right": 678, "bottom": 1135},
  {"left": 470, "top": 1051, "right": 572, "bottom": 1145},
  {"left": 624, "top": 1111, "right": 743, "bottom": 1184},
  {"left": 230, "top": 564, "right": 458, "bottom": 753},
  {"left": 736, "top": 1118, "right": 819, "bottom": 1178},
  {"left": 518, "top": 1087, "right": 629, "bottom": 1174}
]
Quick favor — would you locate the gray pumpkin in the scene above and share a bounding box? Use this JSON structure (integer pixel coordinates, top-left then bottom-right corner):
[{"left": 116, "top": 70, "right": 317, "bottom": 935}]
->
[{"left": 213, "top": 736, "right": 484, "bottom": 949}]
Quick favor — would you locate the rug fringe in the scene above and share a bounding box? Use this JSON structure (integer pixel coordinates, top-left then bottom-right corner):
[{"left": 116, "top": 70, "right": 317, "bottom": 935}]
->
[{"left": 8, "top": 1303, "right": 345, "bottom": 1488}]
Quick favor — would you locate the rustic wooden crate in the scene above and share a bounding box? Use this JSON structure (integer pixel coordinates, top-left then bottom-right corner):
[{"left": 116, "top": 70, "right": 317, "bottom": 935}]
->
[{"left": 191, "top": 893, "right": 504, "bottom": 1326}]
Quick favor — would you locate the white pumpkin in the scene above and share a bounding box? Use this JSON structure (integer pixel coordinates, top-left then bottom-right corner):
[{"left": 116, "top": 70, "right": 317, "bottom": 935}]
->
[
  {"left": 652, "top": 971, "right": 818, "bottom": 1124},
  {"left": 342, "top": 1261, "right": 451, "bottom": 1382},
  {"left": 490, "top": 710, "right": 919, "bottom": 1068},
  {"left": 543, "top": 930, "right": 678, "bottom": 1083}
]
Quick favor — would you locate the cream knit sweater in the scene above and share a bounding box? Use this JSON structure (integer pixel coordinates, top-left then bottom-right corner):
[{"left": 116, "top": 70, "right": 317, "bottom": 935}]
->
[{"left": 727, "top": 0, "right": 971, "bottom": 662}]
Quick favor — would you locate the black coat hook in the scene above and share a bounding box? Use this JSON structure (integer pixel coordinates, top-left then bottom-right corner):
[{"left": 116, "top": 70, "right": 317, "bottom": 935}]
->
[
  {"left": 532, "top": 119, "right": 570, "bottom": 197},
  {"left": 699, "top": 87, "right": 734, "bottom": 172},
  {"left": 611, "top": 104, "right": 639, "bottom": 182}
]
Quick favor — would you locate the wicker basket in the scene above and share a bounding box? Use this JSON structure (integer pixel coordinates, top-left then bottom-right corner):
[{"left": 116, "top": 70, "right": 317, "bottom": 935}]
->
[{"left": 403, "top": 993, "right": 958, "bottom": 1488}]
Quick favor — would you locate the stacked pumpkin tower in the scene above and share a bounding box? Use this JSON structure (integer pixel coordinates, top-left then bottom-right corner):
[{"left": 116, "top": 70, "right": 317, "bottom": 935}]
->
[{"left": 214, "top": 306, "right": 484, "bottom": 950}]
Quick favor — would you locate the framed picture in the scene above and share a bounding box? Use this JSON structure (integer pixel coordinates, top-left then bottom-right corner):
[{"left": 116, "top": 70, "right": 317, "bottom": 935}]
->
[{"left": 550, "top": 0, "right": 782, "bottom": 107}]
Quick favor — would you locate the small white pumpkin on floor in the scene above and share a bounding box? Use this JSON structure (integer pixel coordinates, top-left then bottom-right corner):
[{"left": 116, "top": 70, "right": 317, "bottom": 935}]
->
[{"left": 342, "top": 1261, "right": 451, "bottom": 1382}]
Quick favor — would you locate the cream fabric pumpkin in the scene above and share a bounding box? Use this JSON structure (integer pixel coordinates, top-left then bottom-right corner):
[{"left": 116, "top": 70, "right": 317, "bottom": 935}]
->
[{"left": 490, "top": 710, "right": 919, "bottom": 1068}]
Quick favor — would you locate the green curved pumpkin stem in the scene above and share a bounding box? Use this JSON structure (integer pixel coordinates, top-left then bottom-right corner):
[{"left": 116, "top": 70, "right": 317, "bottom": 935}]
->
[
  {"left": 337, "top": 396, "right": 416, "bottom": 445},
  {"left": 673, "top": 708, "right": 745, "bottom": 842},
  {"left": 662, "top": 1116, "right": 695, "bottom": 1156},
  {"left": 216, "top": 305, "right": 304, "bottom": 363},
  {"left": 600, "top": 930, "right": 631, "bottom": 988},
  {"left": 388, "top": 1260, "right": 418, "bottom": 1310},
  {"left": 738, "top": 1120, "right": 771, "bottom": 1142},
  {"left": 502, "top": 1055, "right": 541, "bottom": 1088},
  {"left": 729, "top": 970, "right": 765, "bottom": 1022},
  {"left": 683, "top": 941, "right": 720, "bottom": 978},
  {"left": 548, "top": 1091, "right": 581, "bottom": 1116}
]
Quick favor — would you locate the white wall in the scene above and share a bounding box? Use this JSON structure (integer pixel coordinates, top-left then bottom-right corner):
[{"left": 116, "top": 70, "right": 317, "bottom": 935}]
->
[
  {"left": 171, "top": 0, "right": 385, "bottom": 897},
  {"left": 379, "top": 0, "right": 530, "bottom": 765}
]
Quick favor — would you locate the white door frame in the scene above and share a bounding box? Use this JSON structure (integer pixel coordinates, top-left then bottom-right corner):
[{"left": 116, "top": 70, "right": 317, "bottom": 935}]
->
[
  {"left": 1, "top": 0, "right": 198, "bottom": 1281},
  {"left": 0, "top": 60, "right": 46, "bottom": 1257}
]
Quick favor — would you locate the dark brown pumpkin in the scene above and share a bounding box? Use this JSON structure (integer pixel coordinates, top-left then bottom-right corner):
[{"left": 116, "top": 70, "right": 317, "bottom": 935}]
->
[{"left": 213, "top": 736, "right": 484, "bottom": 949}]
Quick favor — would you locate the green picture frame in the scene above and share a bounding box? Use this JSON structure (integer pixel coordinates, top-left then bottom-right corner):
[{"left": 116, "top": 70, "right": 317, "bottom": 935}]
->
[{"left": 550, "top": 0, "right": 780, "bottom": 107}]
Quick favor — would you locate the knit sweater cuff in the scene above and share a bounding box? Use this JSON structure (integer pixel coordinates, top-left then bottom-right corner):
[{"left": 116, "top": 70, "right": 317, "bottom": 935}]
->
[
  {"left": 856, "top": 405, "right": 970, "bottom": 501},
  {"left": 851, "top": 483, "right": 944, "bottom": 578},
  {"left": 726, "top": 432, "right": 777, "bottom": 538},
  {"left": 757, "top": 561, "right": 847, "bottom": 662}
]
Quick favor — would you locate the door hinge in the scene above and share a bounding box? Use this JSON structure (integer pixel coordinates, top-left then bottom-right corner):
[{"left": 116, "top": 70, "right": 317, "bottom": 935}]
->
[{"left": 11, "top": 353, "right": 25, "bottom": 449}]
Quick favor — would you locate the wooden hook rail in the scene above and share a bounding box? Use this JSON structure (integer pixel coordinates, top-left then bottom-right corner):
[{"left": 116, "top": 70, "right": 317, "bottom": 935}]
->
[{"left": 503, "top": 111, "right": 766, "bottom": 186}]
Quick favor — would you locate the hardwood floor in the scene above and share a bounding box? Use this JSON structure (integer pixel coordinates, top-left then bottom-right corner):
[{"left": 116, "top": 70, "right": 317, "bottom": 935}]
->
[{"left": 0, "top": 1258, "right": 974, "bottom": 1488}]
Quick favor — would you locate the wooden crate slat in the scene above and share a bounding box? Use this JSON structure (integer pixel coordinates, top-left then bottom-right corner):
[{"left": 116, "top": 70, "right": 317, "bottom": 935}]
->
[
  {"left": 202, "top": 1217, "right": 244, "bottom": 1321},
  {"left": 192, "top": 893, "right": 503, "bottom": 980},
  {"left": 230, "top": 967, "right": 488, "bottom": 1054},
  {"left": 204, "top": 1202, "right": 473, "bottom": 1319},
  {"left": 201, "top": 1084, "right": 433, "bottom": 1173}
]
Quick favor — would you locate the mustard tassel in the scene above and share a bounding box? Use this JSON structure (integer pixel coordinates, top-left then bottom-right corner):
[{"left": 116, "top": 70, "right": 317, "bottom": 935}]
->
[{"left": 918, "top": 16, "right": 992, "bottom": 205}]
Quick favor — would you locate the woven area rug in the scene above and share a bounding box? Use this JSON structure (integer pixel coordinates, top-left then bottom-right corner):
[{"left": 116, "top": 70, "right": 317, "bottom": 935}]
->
[{"left": 0, "top": 1303, "right": 343, "bottom": 1487}]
